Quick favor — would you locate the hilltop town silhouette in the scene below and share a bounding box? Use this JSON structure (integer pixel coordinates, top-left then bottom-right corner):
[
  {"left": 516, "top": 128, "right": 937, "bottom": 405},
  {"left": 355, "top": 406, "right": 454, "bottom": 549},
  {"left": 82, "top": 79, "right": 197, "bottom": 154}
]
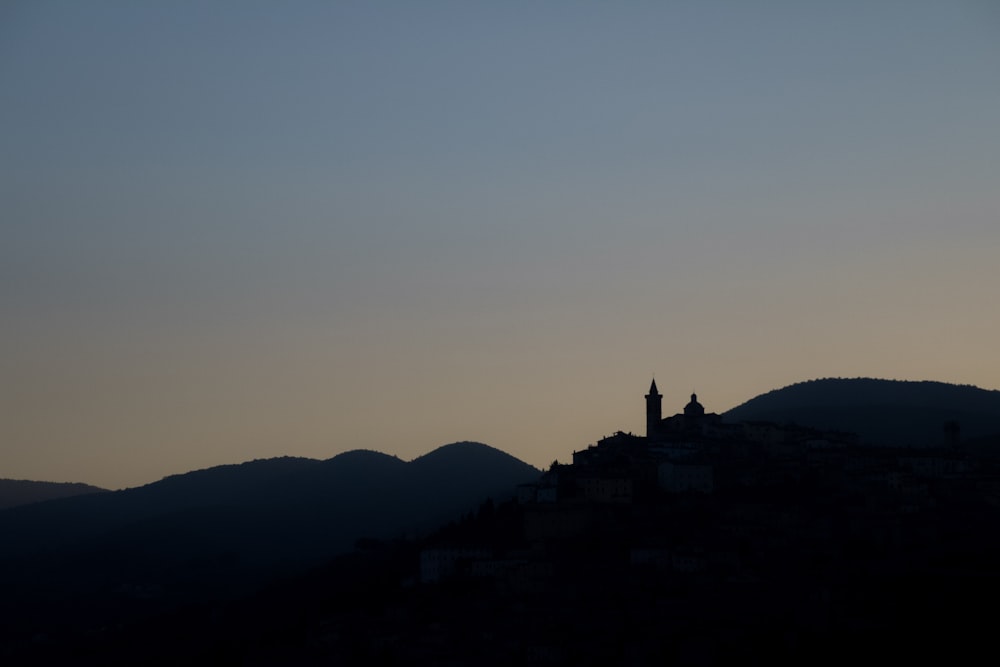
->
[
  {"left": 355, "top": 381, "right": 1000, "bottom": 664},
  {"left": 3, "top": 379, "right": 1000, "bottom": 665}
]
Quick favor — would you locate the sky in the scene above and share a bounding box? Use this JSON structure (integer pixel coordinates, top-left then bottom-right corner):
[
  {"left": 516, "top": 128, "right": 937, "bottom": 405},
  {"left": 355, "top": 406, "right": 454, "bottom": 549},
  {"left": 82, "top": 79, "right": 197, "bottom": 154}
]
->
[{"left": 2, "top": 1, "right": 999, "bottom": 489}]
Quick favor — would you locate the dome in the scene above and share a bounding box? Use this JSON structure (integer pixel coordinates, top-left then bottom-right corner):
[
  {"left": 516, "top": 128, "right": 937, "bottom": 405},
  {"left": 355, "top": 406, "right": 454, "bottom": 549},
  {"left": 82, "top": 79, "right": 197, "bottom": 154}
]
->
[{"left": 684, "top": 393, "right": 705, "bottom": 417}]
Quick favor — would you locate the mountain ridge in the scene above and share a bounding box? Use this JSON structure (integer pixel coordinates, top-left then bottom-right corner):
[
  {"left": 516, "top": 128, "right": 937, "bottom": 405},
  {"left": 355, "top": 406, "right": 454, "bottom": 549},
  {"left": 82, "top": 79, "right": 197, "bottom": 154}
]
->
[
  {"left": 0, "top": 442, "right": 540, "bottom": 571},
  {"left": 724, "top": 377, "right": 1000, "bottom": 446},
  {"left": 0, "top": 479, "right": 107, "bottom": 511}
]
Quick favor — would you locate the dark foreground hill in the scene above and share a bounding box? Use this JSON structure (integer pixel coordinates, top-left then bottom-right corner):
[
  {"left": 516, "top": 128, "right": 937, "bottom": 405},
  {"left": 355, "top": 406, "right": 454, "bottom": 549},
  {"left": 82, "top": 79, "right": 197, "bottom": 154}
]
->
[
  {"left": 0, "top": 479, "right": 106, "bottom": 510},
  {"left": 725, "top": 378, "right": 1000, "bottom": 446},
  {"left": 0, "top": 442, "right": 539, "bottom": 597},
  {"left": 10, "top": 434, "right": 1000, "bottom": 666}
]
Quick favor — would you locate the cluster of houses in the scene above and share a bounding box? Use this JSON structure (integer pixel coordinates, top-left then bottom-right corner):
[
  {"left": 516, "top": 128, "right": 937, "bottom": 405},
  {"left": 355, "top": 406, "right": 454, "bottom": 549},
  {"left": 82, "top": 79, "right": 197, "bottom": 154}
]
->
[
  {"left": 518, "top": 381, "right": 861, "bottom": 508},
  {"left": 420, "top": 380, "right": 989, "bottom": 585}
]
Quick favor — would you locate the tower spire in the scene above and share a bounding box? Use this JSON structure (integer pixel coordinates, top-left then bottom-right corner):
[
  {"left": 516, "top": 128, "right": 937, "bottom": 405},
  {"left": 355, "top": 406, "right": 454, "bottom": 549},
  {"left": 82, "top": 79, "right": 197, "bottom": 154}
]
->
[{"left": 645, "top": 377, "right": 662, "bottom": 439}]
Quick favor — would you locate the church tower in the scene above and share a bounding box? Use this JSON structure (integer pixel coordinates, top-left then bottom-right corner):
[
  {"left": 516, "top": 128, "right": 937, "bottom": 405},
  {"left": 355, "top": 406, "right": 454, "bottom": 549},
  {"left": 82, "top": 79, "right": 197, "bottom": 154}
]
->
[{"left": 645, "top": 379, "right": 662, "bottom": 439}]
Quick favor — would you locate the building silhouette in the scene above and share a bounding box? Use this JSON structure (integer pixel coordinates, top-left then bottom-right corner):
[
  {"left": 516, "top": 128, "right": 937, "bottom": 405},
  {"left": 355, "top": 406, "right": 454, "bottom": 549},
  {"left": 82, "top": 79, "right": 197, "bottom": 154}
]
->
[{"left": 645, "top": 379, "right": 722, "bottom": 440}]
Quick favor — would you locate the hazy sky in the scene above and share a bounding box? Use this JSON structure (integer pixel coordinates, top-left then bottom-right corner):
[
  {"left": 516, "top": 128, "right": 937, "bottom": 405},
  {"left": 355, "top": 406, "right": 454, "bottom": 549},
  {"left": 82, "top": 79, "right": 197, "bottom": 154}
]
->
[{"left": 3, "top": 1, "right": 999, "bottom": 489}]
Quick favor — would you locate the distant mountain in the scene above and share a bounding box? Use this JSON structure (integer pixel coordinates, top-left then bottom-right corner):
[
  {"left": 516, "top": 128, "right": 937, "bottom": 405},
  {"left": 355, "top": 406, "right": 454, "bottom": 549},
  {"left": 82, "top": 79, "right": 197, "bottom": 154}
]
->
[
  {"left": 0, "top": 443, "right": 539, "bottom": 586},
  {"left": 0, "top": 479, "right": 106, "bottom": 510},
  {"left": 724, "top": 378, "right": 1000, "bottom": 446}
]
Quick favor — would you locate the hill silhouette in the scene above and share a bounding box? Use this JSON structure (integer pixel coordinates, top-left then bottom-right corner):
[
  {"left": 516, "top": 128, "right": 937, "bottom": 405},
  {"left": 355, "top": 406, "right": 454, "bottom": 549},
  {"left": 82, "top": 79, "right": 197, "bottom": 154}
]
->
[
  {"left": 6, "top": 391, "right": 1000, "bottom": 663},
  {"left": 0, "top": 442, "right": 539, "bottom": 595},
  {"left": 0, "top": 479, "right": 106, "bottom": 510},
  {"left": 725, "top": 378, "right": 1000, "bottom": 446}
]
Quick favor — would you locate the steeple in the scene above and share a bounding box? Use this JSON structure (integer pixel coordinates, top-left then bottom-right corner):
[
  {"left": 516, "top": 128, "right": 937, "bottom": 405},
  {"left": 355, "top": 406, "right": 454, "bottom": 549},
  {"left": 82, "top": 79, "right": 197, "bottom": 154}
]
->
[{"left": 645, "top": 378, "right": 662, "bottom": 439}]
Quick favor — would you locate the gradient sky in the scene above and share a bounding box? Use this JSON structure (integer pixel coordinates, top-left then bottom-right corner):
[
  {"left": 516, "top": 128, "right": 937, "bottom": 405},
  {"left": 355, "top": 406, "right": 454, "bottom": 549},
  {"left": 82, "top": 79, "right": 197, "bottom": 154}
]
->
[{"left": 3, "top": 1, "right": 999, "bottom": 489}]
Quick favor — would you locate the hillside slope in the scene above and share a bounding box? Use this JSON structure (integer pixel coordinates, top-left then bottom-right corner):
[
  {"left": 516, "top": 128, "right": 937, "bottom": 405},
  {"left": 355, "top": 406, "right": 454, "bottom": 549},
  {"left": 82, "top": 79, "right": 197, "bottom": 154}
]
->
[
  {"left": 0, "top": 479, "right": 106, "bottom": 510},
  {"left": 724, "top": 378, "right": 1000, "bottom": 446},
  {"left": 0, "top": 443, "right": 540, "bottom": 588}
]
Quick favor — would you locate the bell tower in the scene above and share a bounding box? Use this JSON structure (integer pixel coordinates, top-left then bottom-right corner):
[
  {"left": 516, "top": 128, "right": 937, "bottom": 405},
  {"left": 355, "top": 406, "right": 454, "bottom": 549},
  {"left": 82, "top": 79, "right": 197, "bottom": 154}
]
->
[{"left": 645, "top": 379, "right": 662, "bottom": 439}]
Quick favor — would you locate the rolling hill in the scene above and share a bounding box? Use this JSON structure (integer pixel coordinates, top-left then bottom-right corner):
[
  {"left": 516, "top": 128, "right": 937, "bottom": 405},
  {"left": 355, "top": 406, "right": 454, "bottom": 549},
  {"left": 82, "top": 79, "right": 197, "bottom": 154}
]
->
[
  {"left": 0, "top": 442, "right": 540, "bottom": 592},
  {"left": 724, "top": 378, "right": 1000, "bottom": 446},
  {"left": 0, "top": 479, "right": 106, "bottom": 510}
]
